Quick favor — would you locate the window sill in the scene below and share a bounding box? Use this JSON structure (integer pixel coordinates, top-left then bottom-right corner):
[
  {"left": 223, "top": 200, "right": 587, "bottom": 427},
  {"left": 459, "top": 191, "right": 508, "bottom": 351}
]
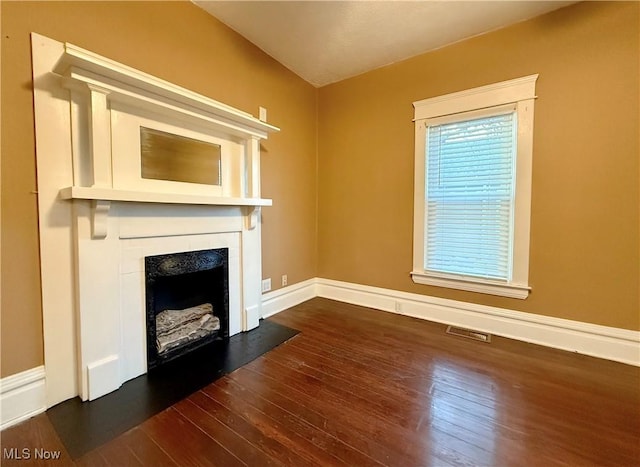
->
[{"left": 410, "top": 271, "right": 530, "bottom": 299}]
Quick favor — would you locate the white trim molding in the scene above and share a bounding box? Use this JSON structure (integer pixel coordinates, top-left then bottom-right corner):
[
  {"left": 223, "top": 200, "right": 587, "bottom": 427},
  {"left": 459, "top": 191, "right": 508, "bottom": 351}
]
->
[
  {"left": 316, "top": 278, "right": 640, "bottom": 366},
  {"left": 412, "top": 75, "right": 537, "bottom": 299},
  {"left": 261, "top": 278, "right": 317, "bottom": 319},
  {"left": 1, "top": 277, "right": 637, "bottom": 428},
  {"left": 0, "top": 367, "right": 46, "bottom": 431},
  {"left": 411, "top": 271, "right": 531, "bottom": 300},
  {"left": 413, "top": 74, "right": 538, "bottom": 120},
  {"left": 56, "top": 39, "right": 279, "bottom": 138},
  {"left": 265, "top": 278, "right": 639, "bottom": 367}
]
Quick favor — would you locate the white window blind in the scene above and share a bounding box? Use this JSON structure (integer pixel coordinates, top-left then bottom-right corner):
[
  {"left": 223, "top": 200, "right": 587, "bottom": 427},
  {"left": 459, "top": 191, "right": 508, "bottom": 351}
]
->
[{"left": 425, "top": 111, "right": 517, "bottom": 281}]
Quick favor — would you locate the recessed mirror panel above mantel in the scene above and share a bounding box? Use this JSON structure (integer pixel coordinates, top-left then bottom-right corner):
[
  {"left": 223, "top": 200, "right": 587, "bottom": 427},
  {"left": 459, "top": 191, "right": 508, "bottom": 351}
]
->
[{"left": 140, "top": 127, "right": 222, "bottom": 186}]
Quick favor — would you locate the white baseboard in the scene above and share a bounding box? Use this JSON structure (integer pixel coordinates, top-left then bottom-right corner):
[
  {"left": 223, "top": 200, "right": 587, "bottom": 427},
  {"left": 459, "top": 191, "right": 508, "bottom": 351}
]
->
[
  {"left": 2, "top": 278, "right": 635, "bottom": 429},
  {"left": 261, "top": 278, "right": 317, "bottom": 319},
  {"left": 263, "top": 277, "right": 639, "bottom": 366},
  {"left": 315, "top": 278, "right": 640, "bottom": 366},
  {"left": 0, "top": 366, "right": 46, "bottom": 430}
]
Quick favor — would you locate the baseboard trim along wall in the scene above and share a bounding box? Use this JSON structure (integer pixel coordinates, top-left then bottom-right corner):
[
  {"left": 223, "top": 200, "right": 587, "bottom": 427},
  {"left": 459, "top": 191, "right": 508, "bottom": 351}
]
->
[
  {"left": 4, "top": 278, "right": 638, "bottom": 430},
  {"left": 264, "top": 277, "right": 640, "bottom": 367},
  {"left": 0, "top": 366, "right": 46, "bottom": 430},
  {"left": 262, "top": 278, "right": 317, "bottom": 319}
]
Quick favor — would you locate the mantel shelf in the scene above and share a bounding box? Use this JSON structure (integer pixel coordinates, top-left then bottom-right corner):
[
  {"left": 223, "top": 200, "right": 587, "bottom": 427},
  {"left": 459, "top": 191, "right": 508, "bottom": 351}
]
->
[{"left": 59, "top": 186, "right": 273, "bottom": 207}]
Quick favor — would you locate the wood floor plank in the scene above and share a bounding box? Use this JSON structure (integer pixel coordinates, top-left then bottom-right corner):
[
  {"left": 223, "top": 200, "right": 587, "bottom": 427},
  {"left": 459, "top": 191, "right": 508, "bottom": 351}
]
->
[
  {"left": 214, "top": 375, "right": 382, "bottom": 466},
  {"left": 140, "top": 407, "right": 245, "bottom": 467},
  {"left": 280, "top": 298, "right": 639, "bottom": 398},
  {"left": 172, "top": 398, "right": 282, "bottom": 467},
  {"left": 281, "top": 333, "right": 639, "bottom": 460},
  {"left": 201, "top": 380, "right": 349, "bottom": 466},
  {"left": 276, "top": 304, "right": 638, "bottom": 432},
  {"left": 237, "top": 364, "right": 427, "bottom": 466},
  {"left": 245, "top": 353, "right": 500, "bottom": 466},
  {"left": 81, "top": 437, "right": 143, "bottom": 467},
  {"left": 187, "top": 389, "right": 312, "bottom": 466},
  {"left": 74, "top": 449, "right": 111, "bottom": 467},
  {"left": 267, "top": 338, "right": 532, "bottom": 453},
  {"left": 248, "top": 349, "right": 503, "bottom": 466},
  {"left": 98, "top": 426, "right": 179, "bottom": 466},
  {"left": 271, "top": 299, "right": 640, "bottom": 465},
  {"left": 228, "top": 366, "right": 419, "bottom": 466},
  {"left": 289, "top": 325, "right": 638, "bottom": 449},
  {"left": 3, "top": 297, "right": 638, "bottom": 466}
]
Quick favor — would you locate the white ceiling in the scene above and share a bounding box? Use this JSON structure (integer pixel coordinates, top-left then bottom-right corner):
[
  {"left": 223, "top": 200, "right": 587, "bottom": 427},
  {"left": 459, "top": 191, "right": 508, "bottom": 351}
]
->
[{"left": 194, "top": 1, "right": 576, "bottom": 87}]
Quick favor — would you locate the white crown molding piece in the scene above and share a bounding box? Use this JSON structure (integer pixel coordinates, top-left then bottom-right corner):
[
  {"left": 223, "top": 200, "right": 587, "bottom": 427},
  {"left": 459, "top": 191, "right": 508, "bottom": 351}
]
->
[
  {"left": 263, "top": 278, "right": 639, "bottom": 367},
  {"left": 54, "top": 42, "right": 279, "bottom": 138},
  {"left": 0, "top": 367, "right": 46, "bottom": 431},
  {"left": 413, "top": 74, "right": 538, "bottom": 120}
]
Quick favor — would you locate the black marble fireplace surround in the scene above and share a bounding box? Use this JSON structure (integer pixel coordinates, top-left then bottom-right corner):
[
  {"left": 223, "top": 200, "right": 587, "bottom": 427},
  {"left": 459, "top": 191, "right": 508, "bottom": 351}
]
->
[{"left": 145, "top": 248, "right": 229, "bottom": 370}]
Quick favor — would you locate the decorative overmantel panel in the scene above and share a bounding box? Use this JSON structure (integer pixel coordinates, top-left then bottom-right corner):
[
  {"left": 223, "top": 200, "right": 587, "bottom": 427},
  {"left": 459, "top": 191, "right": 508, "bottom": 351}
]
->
[
  {"left": 31, "top": 33, "right": 279, "bottom": 404},
  {"left": 53, "top": 38, "right": 278, "bottom": 237}
]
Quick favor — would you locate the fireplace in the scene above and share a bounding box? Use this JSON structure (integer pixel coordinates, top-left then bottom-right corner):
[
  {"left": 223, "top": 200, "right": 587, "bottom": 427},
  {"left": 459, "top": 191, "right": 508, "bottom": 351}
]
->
[
  {"left": 31, "top": 34, "right": 279, "bottom": 404},
  {"left": 145, "top": 249, "right": 230, "bottom": 369}
]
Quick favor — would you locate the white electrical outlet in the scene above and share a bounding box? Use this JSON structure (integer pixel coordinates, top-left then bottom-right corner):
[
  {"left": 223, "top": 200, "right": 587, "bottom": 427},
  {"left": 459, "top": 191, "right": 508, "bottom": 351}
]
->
[
  {"left": 282, "top": 275, "right": 288, "bottom": 286},
  {"left": 262, "top": 278, "right": 271, "bottom": 293}
]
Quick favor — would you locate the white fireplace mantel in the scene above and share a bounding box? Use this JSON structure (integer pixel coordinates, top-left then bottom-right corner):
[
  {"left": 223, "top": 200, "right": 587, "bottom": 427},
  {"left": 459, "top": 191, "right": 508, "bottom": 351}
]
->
[
  {"left": 58, "top": 187, "right": 272, "bottom": 239},
  {"left": 59, "top": 186, "right": 273, "bottom": 207},
  {"left": 52, "top": 36, "right": 278, "bottom": 204},
  {"left": 31, "top": 33, "right": 279, "bottom": 405}
]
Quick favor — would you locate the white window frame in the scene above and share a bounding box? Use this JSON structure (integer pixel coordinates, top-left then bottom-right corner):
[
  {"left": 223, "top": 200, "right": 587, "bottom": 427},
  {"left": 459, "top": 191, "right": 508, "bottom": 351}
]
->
[{"left": 411, "top": 75, "right": 538, "bottom": 299}]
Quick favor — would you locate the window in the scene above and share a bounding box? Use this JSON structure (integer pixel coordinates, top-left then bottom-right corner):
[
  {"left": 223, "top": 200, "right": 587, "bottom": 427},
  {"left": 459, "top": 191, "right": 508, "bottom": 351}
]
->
[{"left": 411, "top": 75, "right": 537, "bottom": 299}]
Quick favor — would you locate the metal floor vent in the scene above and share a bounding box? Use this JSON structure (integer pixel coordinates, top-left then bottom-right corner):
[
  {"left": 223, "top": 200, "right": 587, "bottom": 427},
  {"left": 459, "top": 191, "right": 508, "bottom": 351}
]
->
[{"left": 446, "top": 325, "right": 492, "bottom": 343}]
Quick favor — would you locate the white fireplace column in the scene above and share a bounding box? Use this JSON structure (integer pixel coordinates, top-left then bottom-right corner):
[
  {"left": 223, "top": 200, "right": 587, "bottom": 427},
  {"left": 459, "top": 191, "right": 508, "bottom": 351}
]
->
[{"left": 31, "top": 33, "right": 279, "bottom": 404}]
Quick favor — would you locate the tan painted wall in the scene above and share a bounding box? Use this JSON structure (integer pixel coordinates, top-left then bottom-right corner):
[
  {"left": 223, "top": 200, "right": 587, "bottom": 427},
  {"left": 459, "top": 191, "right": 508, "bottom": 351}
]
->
[
  {"left": 1, "top": 1, "right": 638, "bottom": 381},
  {"left": 318, "top": 1, "right": 639, "bottom": 331},
  {"left": 0, "top": 1, "right": 317, "bottom": 377}
]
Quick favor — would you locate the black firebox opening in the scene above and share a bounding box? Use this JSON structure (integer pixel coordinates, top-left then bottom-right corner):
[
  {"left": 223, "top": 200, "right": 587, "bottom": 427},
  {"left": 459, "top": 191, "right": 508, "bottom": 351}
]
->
[{"left": 145, "top": 248, "right": 229, "bottom": 370}]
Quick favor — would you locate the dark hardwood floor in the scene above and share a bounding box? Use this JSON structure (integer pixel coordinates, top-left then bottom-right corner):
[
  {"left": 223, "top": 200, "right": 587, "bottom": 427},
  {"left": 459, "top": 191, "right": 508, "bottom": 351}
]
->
[{"left": 2, "top": 297, "right": 639, "bottom": 466}]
